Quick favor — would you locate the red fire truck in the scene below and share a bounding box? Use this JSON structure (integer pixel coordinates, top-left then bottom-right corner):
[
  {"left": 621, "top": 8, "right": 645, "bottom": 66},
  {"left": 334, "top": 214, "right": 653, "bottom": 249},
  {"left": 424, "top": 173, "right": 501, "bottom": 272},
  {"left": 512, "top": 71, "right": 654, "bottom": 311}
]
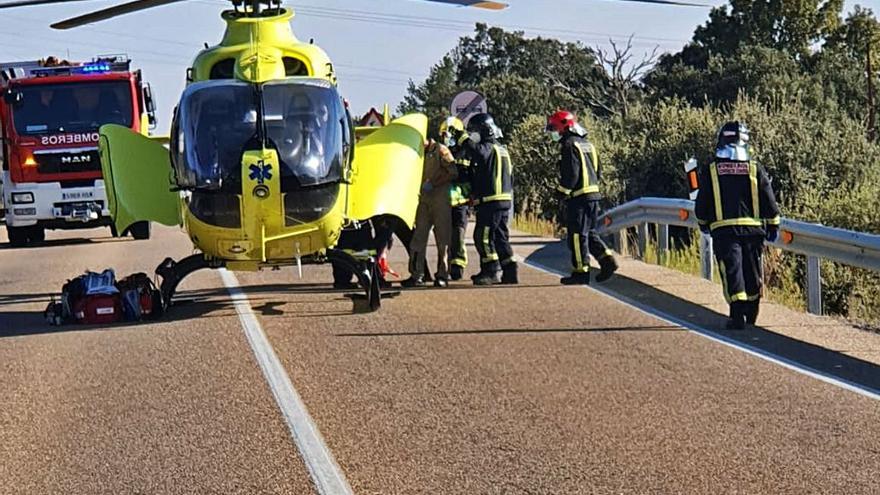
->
[{"left": 0, "top": 55, "right": 157, "bottom": 247}]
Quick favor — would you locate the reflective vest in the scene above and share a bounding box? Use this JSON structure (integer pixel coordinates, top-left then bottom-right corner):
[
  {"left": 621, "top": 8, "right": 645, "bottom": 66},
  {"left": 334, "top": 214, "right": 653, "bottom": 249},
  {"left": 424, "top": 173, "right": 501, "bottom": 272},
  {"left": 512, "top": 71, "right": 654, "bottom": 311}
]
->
[
  {"left": 696, "top": 160, "right": 781, "bottom": 232},
  {"left": 472, "top": 144, "right": 513, "bottom": 205},
  {"left": 556, "top": 138, "right": 600, "bottom": 198}
]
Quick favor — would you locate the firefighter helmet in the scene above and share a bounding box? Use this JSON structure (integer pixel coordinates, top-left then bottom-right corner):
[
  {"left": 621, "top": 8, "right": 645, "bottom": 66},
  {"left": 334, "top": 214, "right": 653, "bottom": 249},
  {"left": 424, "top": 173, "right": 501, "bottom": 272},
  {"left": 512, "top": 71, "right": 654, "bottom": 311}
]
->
[
  {"left": 717, "top": 121, "right": 749, "bottom": 147},
  {"left": 716, "top": 121, "right": 751, "bottom": 161},
  {"left": 546, "top": 110, "right": 587, "bottom": 141},
  {"left": 466, "top": 113, "right": 503, "bottom": 141},
  {"left": 439, "top": 116, "right": 464, "bottom": 135},
  {"left": 439, "top": 116, "right": 464, "bottom": 147},
  {"left": 546, "top": 110, "right": 577, "bottom": 133}
]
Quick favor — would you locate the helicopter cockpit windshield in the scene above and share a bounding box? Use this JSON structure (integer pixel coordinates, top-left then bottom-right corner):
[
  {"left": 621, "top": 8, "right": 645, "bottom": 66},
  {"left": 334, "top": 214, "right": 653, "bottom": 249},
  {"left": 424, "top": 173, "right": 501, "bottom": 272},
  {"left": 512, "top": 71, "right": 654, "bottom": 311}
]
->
[
  {"left": 174, "top": 80, "right": 258, "bottom": 190},
  {"left": 172, "top": 78, "right": 348, "bottom": 192},
  {"left": 263, "top": 79, "right": 346, "bottom": 188}
]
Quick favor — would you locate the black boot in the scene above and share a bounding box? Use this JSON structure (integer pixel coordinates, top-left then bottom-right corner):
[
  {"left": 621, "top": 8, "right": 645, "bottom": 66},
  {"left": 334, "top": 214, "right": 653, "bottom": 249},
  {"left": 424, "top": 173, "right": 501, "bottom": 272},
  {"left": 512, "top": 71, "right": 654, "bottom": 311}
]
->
[
  {"left": 595, "top": 255, "right": 618, "bottom": 283},
  {"left": 473, "top": 267, "right": 502, "bottom": 286},
  {"left": 560, "top": 272, "right": 590, "bottom": 285},
  {"left": 725, "top": 302, "right": 746, "bottom": 330},
  {"left": 501, "top": 263, "right": 519, "bottom": 284},
  {"left": 433, "top": 276, "right": 449, "bottom": 288},
  {"left": 333, "top": 281, "right": 359, "bottom": 290},
  {"left": 744, "top": 300, "right": 760, "bottom": 325},
  {"left": 449, "top": 265, "right": 464, "bottom": 281},
  {"left": 401, "top": 276, "right": 426, "bottom": 288}
]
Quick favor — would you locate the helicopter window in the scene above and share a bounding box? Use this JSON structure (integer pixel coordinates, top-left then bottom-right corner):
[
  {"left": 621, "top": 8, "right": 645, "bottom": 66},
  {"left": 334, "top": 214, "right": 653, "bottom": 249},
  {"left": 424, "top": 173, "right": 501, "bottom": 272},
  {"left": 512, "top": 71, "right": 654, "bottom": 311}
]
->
[
  {"left": 209, "top": 59, "right": 236, "bottom": 80},
  {"left": 175, "top": 80, "right": 258, "bottom": 190},
  {"left": 262, "top": 80, "right": 344, "bottom": 188},
  {"left": 283, "top": 57, "right": 308, "bottom": 77}
]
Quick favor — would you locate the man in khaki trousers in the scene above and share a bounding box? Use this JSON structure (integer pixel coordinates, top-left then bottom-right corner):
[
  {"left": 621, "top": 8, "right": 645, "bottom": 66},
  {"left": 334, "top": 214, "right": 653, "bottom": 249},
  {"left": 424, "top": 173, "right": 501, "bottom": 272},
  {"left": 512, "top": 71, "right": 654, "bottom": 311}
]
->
[{"left": 401, "top": 138, "right": 457, "bottom": 288}]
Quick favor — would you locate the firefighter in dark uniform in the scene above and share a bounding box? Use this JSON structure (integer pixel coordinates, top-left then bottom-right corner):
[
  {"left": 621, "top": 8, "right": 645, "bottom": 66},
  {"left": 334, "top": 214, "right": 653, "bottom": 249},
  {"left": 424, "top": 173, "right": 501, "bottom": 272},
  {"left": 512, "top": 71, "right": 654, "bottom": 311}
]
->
[
  {"left": 332, "top": 216, "right": 397, "bottom": 290},
  {"left": 450, "top": 113, "right": 517, "bottom": 285},
  {"left": 331, "top": 220, "right": 373, "bottom": 290},
  {"left": 440, "top": 116, "right": 471, "bottom": 281},
  {"left": 546, "top": 110, "right": 618, "bottom": 285},
  {"left": 695, "top": 121, "right": 781, "bottom": 330}
]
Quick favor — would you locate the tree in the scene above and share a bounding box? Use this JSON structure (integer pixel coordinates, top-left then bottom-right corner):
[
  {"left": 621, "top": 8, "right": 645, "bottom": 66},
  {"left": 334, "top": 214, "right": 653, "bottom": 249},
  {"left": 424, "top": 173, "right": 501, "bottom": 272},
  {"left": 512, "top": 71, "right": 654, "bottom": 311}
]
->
[
  {"left": 398, "top": 55, "right": 461, "bottom": 138},
  {"left": 400, "top": 24, "right": 610, "bottom": 134}
]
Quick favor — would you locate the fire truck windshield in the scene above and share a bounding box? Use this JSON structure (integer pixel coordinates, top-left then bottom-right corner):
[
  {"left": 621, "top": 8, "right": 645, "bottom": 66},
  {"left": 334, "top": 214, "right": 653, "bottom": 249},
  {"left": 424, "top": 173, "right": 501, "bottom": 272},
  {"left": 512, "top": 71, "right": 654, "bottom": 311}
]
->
[{"left": 10, "top": 81, "right": 133, "bottom": 135}]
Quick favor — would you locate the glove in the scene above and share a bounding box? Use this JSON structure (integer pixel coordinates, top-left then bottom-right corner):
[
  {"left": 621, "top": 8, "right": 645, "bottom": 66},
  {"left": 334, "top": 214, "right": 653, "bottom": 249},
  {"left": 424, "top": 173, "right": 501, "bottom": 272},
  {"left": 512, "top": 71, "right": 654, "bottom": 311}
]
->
[
  {"left": 421, "top": 181, "right": 433, "bottom": 193},
  {"left": 765, "top": 225, "right": 779, "bottom": 243}
]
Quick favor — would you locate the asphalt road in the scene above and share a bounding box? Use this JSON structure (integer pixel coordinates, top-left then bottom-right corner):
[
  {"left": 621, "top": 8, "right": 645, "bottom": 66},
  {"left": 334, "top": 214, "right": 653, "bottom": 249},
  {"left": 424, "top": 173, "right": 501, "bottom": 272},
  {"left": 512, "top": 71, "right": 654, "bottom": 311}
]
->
[{"left": 1, "top": 225, "right": 878, "bottom": 494}]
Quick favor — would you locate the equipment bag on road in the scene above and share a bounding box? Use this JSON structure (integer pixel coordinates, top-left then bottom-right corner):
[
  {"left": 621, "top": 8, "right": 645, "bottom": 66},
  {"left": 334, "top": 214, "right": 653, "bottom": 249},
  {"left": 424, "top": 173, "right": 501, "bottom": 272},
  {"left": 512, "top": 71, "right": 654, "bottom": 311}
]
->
[
  {"left": 45, "top": 270, "right": 163, "bottom": 326},
  {"left": 60, "top": 269, "right": 122, "bottom": 325},
  {"left": 117, "top": 272, "right": 163, "bottom": 321}
]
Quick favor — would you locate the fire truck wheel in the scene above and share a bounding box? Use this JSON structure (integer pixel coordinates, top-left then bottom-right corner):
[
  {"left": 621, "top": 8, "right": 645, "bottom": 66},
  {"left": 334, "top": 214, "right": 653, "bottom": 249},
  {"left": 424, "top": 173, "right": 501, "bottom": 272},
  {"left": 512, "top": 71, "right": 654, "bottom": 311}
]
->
[
  {"left": 29, "top": 227, "right": 45, "bottom": 244},
  {"left": 6, "top": 225, "right": 29, "bottom": 247},
  {"left": 129, "top": 221, "right": 151, "bottom": 240}
]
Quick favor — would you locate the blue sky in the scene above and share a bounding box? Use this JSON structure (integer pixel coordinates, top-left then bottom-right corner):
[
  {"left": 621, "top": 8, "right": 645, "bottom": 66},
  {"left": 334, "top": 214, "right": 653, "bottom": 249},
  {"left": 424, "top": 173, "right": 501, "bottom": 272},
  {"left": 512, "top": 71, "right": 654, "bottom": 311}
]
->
[{"left": 3, "top": 0, "right": 878, "bottom": 133}]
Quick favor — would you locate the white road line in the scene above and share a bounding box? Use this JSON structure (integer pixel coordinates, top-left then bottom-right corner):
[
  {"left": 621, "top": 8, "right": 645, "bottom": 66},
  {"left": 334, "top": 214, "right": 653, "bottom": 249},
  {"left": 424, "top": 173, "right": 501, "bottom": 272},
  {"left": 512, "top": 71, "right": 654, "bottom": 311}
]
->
[
  {"left": 523, "top": 259, "right": 880, "bottom": 401},
  {"left": 219, "top": 269, "right": 354, "bottom": 495}
]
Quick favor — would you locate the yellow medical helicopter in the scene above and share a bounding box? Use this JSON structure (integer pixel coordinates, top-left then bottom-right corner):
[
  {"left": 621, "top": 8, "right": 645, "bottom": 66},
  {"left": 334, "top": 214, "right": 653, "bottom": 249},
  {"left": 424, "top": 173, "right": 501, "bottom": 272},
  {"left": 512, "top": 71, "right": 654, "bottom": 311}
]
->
[{"left": 0, "top": 0, "right": 507, "bottom": 311}]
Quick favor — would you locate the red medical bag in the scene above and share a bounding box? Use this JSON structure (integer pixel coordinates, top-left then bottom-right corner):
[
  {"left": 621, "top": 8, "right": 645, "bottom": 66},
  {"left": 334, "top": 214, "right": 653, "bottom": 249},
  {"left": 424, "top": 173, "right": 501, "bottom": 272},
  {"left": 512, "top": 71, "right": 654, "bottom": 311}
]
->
[{"left": 72, "top": 294, "right": 122, "bottom": 325}]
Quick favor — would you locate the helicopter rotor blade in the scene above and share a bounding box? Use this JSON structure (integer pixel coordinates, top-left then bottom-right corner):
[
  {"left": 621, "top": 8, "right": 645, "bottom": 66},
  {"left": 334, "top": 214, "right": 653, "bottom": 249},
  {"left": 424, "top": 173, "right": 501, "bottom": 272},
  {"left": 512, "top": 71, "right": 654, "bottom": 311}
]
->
[
  {"left": 50, "top": 0, "right": 185, "bottom": 29},
  {"left": 421, "top": 0, "right": 508, "bottom": 10},
  {"left": 0, "top": 0, "right": 108, "bottom": 10},
  {"left": 612, "top": 0, "right": 709, "bottom": 6}
]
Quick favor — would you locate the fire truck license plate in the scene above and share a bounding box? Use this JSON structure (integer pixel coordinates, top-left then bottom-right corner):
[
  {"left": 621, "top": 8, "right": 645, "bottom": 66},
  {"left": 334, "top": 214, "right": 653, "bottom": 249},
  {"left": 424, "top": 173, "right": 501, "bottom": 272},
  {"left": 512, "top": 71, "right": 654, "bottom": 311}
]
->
[{"left": 62, "top": 191, "right": 93, "bottom": 200}]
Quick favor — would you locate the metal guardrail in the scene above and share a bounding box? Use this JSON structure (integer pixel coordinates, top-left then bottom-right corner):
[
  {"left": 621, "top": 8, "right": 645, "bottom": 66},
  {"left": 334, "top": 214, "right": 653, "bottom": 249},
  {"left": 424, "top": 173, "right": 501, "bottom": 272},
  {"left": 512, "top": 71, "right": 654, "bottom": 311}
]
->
[{"left": 594, "top": 197, "right": 880, "bottom": 315}]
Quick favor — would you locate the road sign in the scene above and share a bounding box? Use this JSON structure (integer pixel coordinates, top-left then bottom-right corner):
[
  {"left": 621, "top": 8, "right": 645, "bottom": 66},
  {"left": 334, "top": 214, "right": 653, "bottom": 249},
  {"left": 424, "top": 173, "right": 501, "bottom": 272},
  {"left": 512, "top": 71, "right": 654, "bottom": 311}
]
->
[{"left": 450, "top": 90, "right": 487, "bottom": 126}]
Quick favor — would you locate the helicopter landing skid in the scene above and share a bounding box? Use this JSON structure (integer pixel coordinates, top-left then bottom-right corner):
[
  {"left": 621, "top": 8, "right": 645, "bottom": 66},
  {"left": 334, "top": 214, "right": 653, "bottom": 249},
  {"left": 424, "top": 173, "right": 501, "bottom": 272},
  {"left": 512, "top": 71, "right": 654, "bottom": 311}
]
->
[
  {"left": 326, "top": 248, "right": 384, "bottom": 312},
  {"left": 156, "top": 254, "right": 225, "bottom": 309}
]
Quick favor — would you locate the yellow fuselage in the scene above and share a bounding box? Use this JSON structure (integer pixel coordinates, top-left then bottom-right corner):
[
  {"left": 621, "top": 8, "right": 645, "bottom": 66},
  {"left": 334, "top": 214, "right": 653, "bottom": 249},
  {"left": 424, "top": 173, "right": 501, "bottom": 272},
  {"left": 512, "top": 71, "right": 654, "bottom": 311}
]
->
[{"left": 182, "top": 8, "right": 340, "bottom": 270}]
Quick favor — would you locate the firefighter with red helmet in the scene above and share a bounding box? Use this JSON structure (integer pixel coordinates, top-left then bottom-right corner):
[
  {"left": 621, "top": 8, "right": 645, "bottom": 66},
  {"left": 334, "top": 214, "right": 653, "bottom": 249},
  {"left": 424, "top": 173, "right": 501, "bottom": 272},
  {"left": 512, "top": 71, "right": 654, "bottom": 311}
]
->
[
  {"left": 546, "top": 110, "right": 618, "bottom": 285},
  {"left": 695, "top": 121, "right": 781, "bottom": 330}
]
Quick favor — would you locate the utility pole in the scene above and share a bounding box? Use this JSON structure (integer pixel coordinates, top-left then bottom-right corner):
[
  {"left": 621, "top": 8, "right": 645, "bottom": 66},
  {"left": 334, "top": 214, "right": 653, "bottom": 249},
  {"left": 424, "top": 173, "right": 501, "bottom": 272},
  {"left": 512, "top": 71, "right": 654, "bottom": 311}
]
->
[{"left": 868, "top": 40, "right": 876, "bottom": 141}]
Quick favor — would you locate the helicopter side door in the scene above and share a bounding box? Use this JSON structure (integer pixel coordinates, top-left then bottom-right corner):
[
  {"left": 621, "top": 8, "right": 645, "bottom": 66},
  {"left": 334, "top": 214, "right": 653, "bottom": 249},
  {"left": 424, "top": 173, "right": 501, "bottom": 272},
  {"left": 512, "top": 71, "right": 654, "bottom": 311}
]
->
[
  {"left": 346, "top": 113, "right": 427, "bottom": 227},
  {"left": 99, "top": 123, "right": 181, "bottom": 234}
]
